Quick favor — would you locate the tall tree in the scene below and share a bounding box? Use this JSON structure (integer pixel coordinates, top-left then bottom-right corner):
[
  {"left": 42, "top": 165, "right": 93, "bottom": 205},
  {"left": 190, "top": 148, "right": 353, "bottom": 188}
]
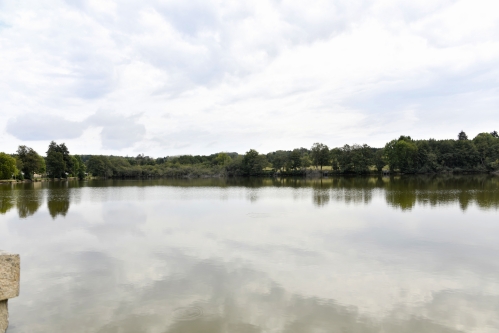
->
[
  {"left": 288, "top": 149, "right": 302, "bottom": 170},
  {"left": 385, "top": 136, "right": 418, "bottom": 173},
  {"left": 38, "top": 156, "right": 46, "bottom": 175},
  {"left": 0, "top": 153, "right": 17, "bottom": 180},
  {"left": 242, "top": 149, "right": 268, "bottom": 175},
  {"left": 46, "top": 141, "right": 66, "bottom": 178},
  {"left": 16, "top": 145, "right": 41, "bottom": 180},
  {"left": 458, "top": 131, "right": 468, "bottom": 141},
  {"left": 74, "top": 155, "right": 86, "bottom": 180},
  {"left": 310, "top": 143, "right": 330, "bottom": 170},
  {"left": 374, "top": 149, "right": 386, "bottom": 172},
  {"left": 300, "top": 154, "right": 312, "bottom": 169},
  {"left": 270, "top": 151, "right": 288, "bottom": 171},
  {"left": 473, "top": 132, "right": 498, "bottom": 167}
]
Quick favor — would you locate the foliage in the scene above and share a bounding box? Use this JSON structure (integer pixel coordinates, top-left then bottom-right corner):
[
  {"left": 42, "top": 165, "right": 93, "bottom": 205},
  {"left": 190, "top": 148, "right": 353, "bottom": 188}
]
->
[
  {"left": 385, "top": 136, "right": 418, "bottom": 173},
  {"left": 310, "top": 143, "right": 330, "bottom": 170},
  {"left": 334, "top": 144, "right": 375, "bottom": 173},
  {"left": 0, "top": 152, "right": 17, "bottom": 180},
  {"left": 458, "top": 131, "right": 468, "bottom": 141},
  {"left": 214, "top": 153, "right": 232, "bottom": 166},
  {"left": 16, "top": 145, "right": 42, "bottom": 180},
  {"left": 288, "top": 149, "right": 302, "bottom": 170},
  {"left": 46, "top": 141, "right": 72, "bottom": 178},
  {"left": 74, "top": 155, "right": 86, "bottom": 179},
  {"left": 38, "top": 155, "right": 46, "bottom": 175},
  {"left": 242, "top": 149, "right": 268, "bottom": 176},
  {"left": 3, "top": 129, "right": 499, "bottom": 180}
]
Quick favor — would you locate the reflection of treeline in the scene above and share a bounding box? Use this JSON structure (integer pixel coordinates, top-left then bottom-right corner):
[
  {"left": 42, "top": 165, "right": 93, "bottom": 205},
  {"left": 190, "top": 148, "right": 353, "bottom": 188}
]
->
[
  {"left": 0, "top": 181, "right": 72, "bottom": 218},
  {"left": 1, "top": 131, "right": 499, "bottom": 180},
  {"left": 1, "top": 175, "right": 497, "bottom": 217}
]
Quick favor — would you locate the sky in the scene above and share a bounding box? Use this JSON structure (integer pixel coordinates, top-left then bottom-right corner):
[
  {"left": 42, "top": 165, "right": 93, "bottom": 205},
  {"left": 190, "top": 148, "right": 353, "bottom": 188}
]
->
[{"left": 1, "top": 0, "right": 499, "bottom": 157}]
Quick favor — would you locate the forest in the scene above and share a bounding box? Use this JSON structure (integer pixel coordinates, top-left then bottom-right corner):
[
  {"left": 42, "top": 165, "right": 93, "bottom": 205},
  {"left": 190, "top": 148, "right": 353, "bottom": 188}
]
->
[{"left": 1, "top": 131, "right": 498, "bottom": 180}]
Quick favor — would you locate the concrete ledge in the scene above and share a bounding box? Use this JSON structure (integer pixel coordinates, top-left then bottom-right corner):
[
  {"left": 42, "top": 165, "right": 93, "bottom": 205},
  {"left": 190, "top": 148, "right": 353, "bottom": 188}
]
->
[
  {"left": 0, "top": 252, "right": 20, "bottom": 301},
  {"left": 0, "top": 252, "right": 20, "bottom": 333},
  {"left": 0, "top": 301, "right": 7, "bottom": 333}
]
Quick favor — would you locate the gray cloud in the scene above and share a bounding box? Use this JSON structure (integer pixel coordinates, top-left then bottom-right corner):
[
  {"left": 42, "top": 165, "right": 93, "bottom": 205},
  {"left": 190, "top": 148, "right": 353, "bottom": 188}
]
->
[
  {"left": 156, "top": 1, "right": 220, "bottom": 37},
  {"left": 6, "top": 113, "right": 87, "bottom": 140},
  {"left": 6, "top": 112, "right": 145, "bottom": 150},
  {"left": 87, "top": 113, "right": 146, "bottom": 150}
]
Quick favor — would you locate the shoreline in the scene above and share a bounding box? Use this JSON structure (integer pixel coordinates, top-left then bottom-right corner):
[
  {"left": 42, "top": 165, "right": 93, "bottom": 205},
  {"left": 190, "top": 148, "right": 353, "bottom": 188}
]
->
[{"left": 2, "top": 171, "right": 498, "bottom": 183}]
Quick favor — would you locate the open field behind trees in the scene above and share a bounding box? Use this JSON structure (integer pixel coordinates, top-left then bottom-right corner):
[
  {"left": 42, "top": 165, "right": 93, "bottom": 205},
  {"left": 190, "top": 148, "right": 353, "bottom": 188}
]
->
[{"left": 1, "top": 131, "right": 499, "bottom": 180}]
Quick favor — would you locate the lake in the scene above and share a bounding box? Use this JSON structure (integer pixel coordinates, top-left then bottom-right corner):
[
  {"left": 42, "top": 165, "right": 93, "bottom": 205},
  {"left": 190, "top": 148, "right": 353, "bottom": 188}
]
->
[{"left": 1, "top": 176, "right": 499, "bottom": 333}]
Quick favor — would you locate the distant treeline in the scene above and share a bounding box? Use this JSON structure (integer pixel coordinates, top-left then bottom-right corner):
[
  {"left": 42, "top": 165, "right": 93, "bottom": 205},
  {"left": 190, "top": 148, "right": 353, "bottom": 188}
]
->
[{"left": 1, "top": 130, "right": 498, "bottom": 180}]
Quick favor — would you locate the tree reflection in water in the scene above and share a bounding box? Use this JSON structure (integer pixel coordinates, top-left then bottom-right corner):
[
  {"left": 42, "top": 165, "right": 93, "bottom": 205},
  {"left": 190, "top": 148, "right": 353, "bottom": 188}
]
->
[
  {"left": 47, "top": 181, "right": 71, "bottom": 219},
  {"left": 0, "top": 195, "right": 14, "bottom": 214},
  {"left": 17, "top": 182, "right": 43, "bottom": 218},
  {"left": 0, "top": 175, "right": 498, "bottom": 219}
]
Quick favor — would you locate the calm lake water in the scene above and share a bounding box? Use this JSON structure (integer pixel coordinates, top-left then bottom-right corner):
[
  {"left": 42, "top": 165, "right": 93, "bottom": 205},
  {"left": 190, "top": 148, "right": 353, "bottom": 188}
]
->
[{"left": 1, "top": 176, "right": 499, "bottom": 333}]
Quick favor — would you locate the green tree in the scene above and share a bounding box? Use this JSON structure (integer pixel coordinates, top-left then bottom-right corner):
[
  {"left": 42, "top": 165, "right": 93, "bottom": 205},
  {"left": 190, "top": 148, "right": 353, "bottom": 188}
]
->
[
  {"left": 330, "top": 148, "right": 341, "bottom": 171},
  {"left": 74, "top": 155, "right": 86, "bottom": 179},
  {"left": 46, "top": 151, "right": 65, "bottom": 178},
  {"left": 334, "top": 144, "right": 373, "bottom": 173},
  {"left": 242, "top": 149, "right": 268, "bottom": 175},
  {"left": 300, "top": 153, "right": 312, "bottom": 169},
  {"left": 310, "top": 143, "right": 330, "bottom": 170},
  {"left": 0, "top": 153, "right": 17, "bottom": 180},
  {"left": 16, "top": 145, "right": 41, "bottom": 180},
  {"left": 458, "top": 131, "right": 468, "bottom": 141},
  {"left": 38, "top": 156, "right": 46, "bottom": 175},
  {"left": 374, "top": 149, "right": 386, "bottom": 172},
  {"left": 214, "top": 152, "right": 232, "bottom": 166},
  {"left": 87, "top": 155, "right": 114, "bottom": 178},
  {"left": 288, "top": 149, "right": 302, "bottom": 170},
  {"left": 46, "top": 141, "right": 73, "bottom": 178},
  {"left": 270, "top": 151, "right": 288, "bottom": 171},
  {"left": 351, "top": 144, "right": 373, "bottom": 173},
  {"left": 473, "top": 132, "right": 499, "bottom": 168},
  {"left": 385, "top": 136, "right": 418, "bottom": 173}
]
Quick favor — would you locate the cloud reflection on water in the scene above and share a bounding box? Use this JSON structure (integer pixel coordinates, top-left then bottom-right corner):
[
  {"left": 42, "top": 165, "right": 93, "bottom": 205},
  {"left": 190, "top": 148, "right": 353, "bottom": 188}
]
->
[{"left": 0, "top": 176, "right": 499, "bottom": 332}]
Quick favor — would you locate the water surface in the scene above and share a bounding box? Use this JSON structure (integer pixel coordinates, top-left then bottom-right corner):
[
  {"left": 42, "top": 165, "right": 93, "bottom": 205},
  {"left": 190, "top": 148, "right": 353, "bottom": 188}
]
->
[{"left": 1, "top": 176, "right": 499, "bottom": 333}]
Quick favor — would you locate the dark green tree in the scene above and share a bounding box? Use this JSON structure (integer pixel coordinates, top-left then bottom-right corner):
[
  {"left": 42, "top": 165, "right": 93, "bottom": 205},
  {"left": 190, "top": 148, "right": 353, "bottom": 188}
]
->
[
  {"left": 74, "top": 155, "right": 86, "bottom": 179},
  {"left": 458, "top": 131, "right": 468, "bottom": 141},
  {"left": 46, "top": 141, "right": 72, "bottom": 178},
  {"left": 214, "top": 153, "right": 232, "bottom": 166},
  {"left": 385, "top": 136, "right": 418, "bottom": 173},
  {"left": 16, "top": 145, "right": 42, "bottom": 180},
  {"left": 300, "top": 154, "right": 312, "bottom": 169},
  {"left": 0, "top": 153, "right": 17, "bottom": 180},
  {"left": 87, "top": 155, "right": 114, "bottom": 178},
  {"left": 310, "top": 143, "right": 330, "bottom": 170},
  {"left": 242, "top": 149, "right": 268, "bottom": 175},
  {"left": 38, "top": 156, "right": 46, "bottom": 175},
  {"left": 374, "top": 148, "right": 386, "bottom": 172},
  {"left": 473, "top": 132, "right": 499, "bottom": 169},
  {"left": 270, "top": 151, "right": 289, "bottom": 171},
  {"left": 288, "top": 149, "right": 302, "bottom": 170}
]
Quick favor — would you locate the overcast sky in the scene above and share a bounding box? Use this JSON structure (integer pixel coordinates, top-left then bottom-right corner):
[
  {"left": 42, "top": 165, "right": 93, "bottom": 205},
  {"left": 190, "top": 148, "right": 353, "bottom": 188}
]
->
[{"left": 1, "top": 0, "right": 498, "bottom": 156}]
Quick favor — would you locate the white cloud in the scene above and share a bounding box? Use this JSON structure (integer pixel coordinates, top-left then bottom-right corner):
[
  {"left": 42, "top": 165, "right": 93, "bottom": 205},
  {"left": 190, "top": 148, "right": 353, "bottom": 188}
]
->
[{"left": 1, "top": 0, "right": 498, "bottom": 155}]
